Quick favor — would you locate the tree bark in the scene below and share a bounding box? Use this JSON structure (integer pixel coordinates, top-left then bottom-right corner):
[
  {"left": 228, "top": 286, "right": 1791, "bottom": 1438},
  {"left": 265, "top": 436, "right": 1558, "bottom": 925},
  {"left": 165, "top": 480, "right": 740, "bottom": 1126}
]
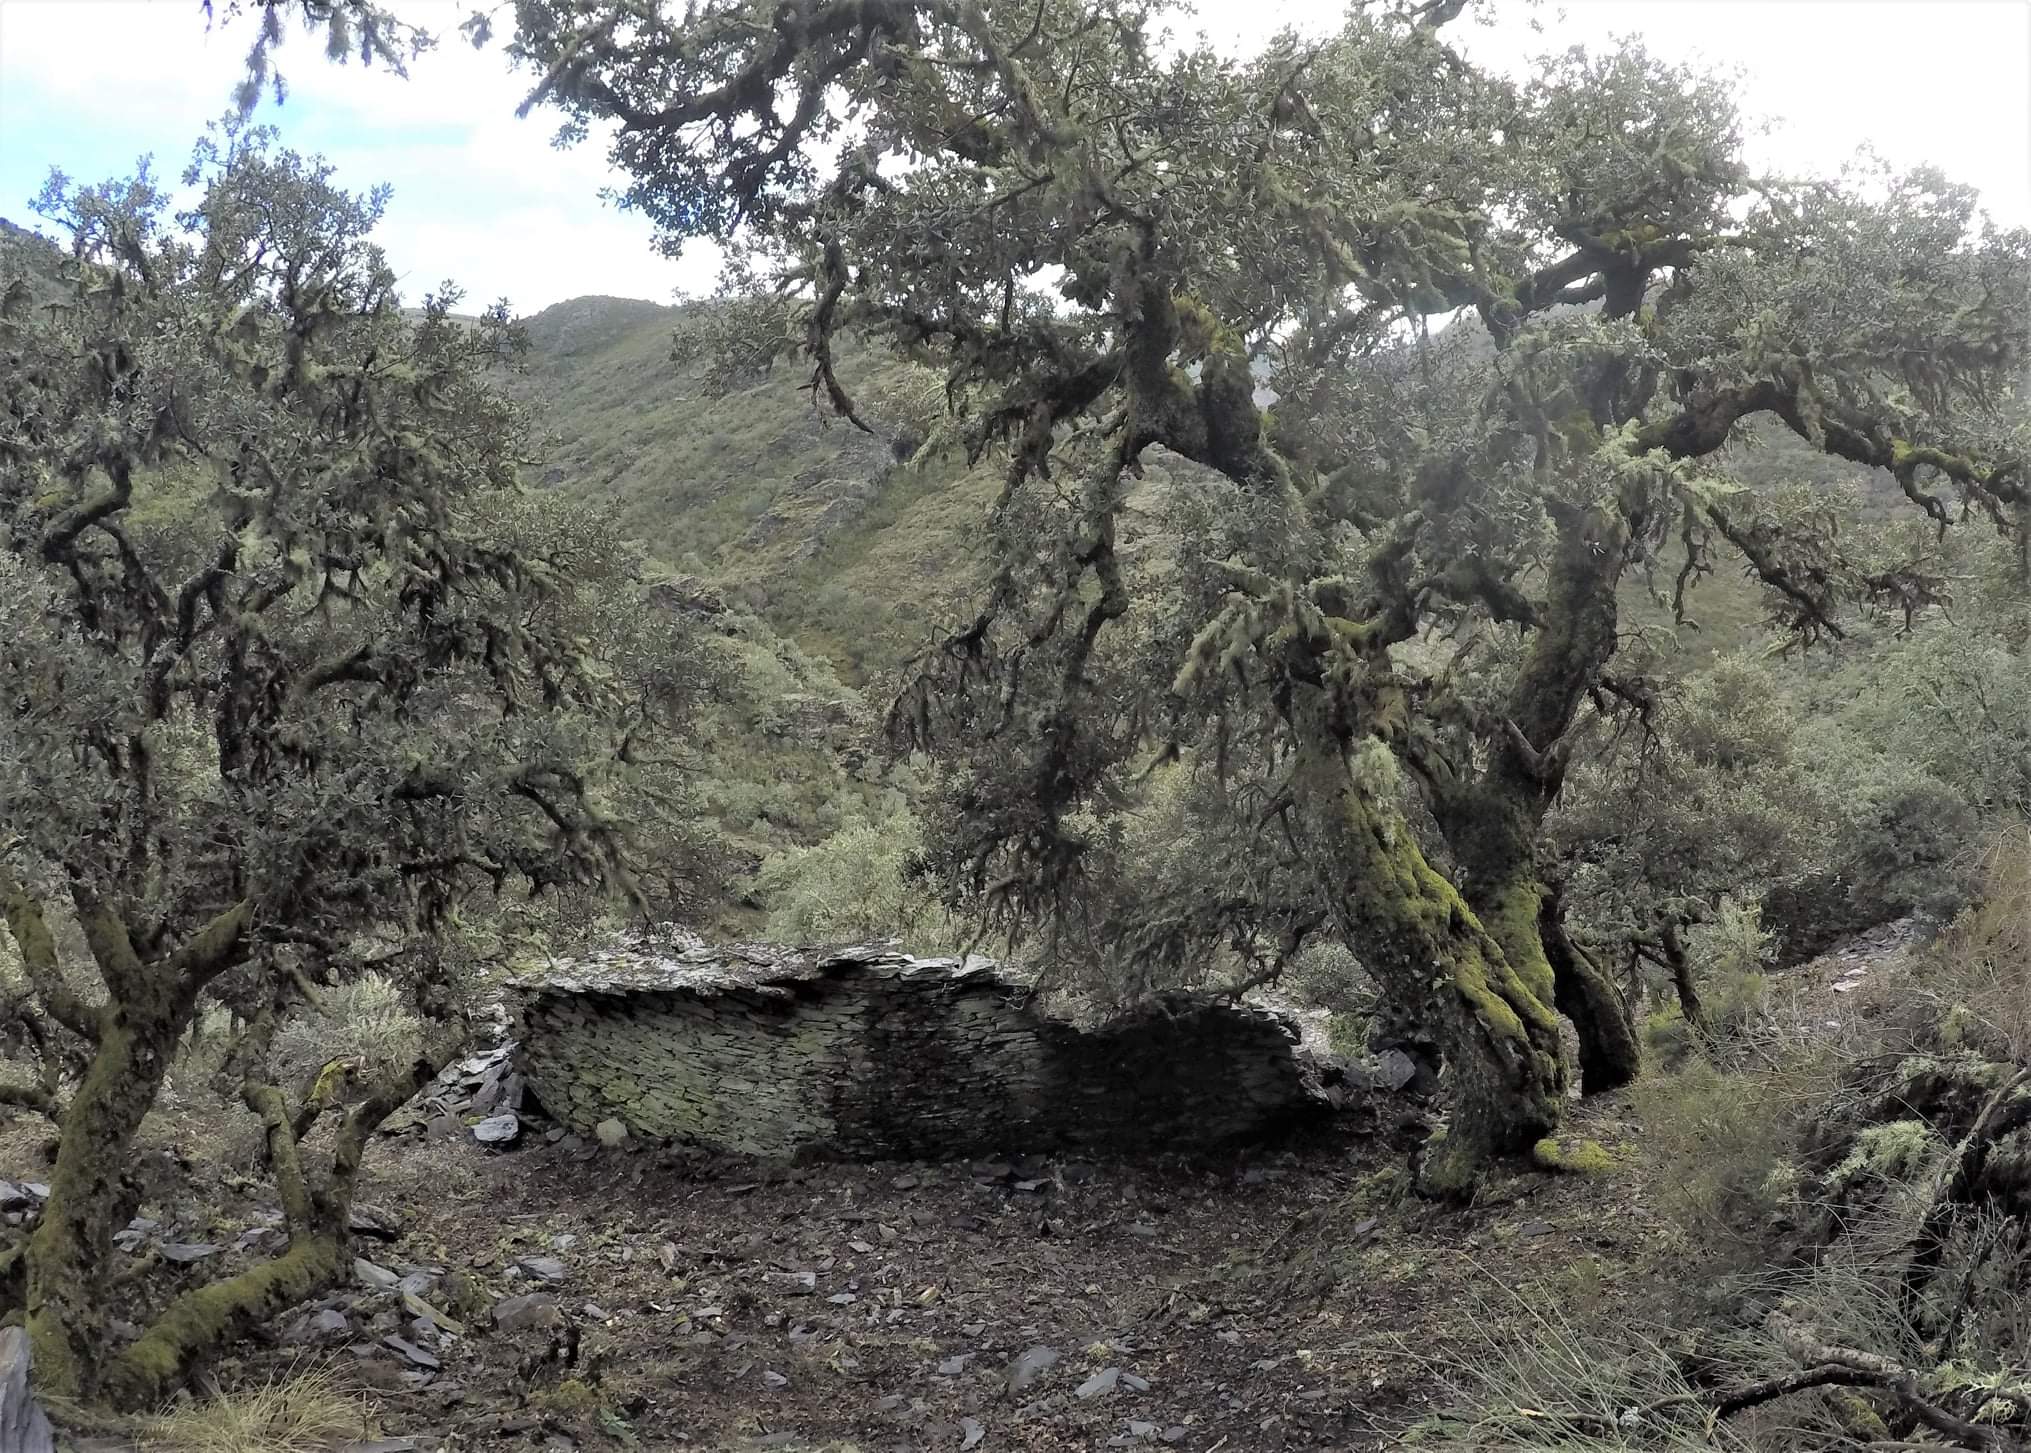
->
[
  {"left": 1659, "top": 919, "right": 1708, "bottom": 1039},
  {"left": 1541, "top": 884, "right": 1642, "bottom": 1092},
  {"left": 1424, "top": 505, "right": 1641, "bottom": 1094},
  {"left": 22, "top": 998, "right": 177, "bottom": 1401},
  {"left": 1287, "top": 692, "right": 1565, "bottom": 1195},
  {"left": 14, "top": 896, "right": 250, "bottom": 1403},
  {"left": 99, "top": 1038, "right": 456, "bottom": 1408},
  {"left": 103, "top": 1232, "right": 347, "bottom": 1410}
]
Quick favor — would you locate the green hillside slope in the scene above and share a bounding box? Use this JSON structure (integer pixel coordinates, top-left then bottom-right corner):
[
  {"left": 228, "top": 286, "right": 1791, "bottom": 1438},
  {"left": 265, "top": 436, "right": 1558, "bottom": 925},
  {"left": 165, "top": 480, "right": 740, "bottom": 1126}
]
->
[
  {"left": 511, "top": 294, "right": 1914, "bottom": 685},
  {"left": 510, "top": 296, "right": 996, "bottom": 682}
]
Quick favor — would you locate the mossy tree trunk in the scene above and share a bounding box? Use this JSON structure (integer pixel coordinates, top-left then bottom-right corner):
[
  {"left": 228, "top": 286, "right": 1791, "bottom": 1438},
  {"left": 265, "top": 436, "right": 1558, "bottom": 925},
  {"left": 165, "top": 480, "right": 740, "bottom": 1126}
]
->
[
  {"left": 1425, "top": 505, "right": 1642, "bottom": 1094},
  {"left": 99, "top": 1032, "right": 451, "bottom": 1409},
  {"left": 11, "top": 894, "right": 254, "bottom": 1404},
  {"left": 24, "top": 1003, "right": 182, "bottom": 1401},
  {"left": 0, "top": 880, "right": 432, "bottom": 1408},
  {"left": 1287, "top": 690, "right": 1566, "bottom": 1195}
]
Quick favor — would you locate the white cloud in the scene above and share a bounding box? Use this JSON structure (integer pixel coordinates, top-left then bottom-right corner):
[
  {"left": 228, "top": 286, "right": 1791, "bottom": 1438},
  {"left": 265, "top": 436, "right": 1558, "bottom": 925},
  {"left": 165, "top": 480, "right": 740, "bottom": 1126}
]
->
[{"left": 0, "top": 0, "right": 715, "bottom": 309}]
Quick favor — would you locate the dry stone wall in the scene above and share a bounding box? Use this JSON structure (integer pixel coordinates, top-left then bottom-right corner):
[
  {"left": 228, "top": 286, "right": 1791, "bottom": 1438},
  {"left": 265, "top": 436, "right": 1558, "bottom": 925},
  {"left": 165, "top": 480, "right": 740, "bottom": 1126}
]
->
[{"left": 509, "top": 941, "right": 1352, "bottom": 1159}]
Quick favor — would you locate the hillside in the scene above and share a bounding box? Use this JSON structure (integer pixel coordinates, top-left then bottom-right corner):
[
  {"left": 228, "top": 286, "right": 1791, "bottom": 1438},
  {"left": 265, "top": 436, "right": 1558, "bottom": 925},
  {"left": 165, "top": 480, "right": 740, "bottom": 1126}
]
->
[
  {"left": 509, "top": 294, "right": 1915, "bottom": 686},
  {"left": 509, "top": 296, "right": 999, "bottom": 683}
]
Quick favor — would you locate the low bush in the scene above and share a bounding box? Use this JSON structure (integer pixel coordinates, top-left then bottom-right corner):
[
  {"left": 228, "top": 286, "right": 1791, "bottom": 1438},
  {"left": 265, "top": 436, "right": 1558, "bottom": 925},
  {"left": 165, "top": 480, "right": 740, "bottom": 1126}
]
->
[
  {"left": 1632, "top": 1057, "right": 1807, "bottom": 1258},
  {"left": 745, "top": 805, "right": 948, "bottom": 949},
  {"left": 270, "top": 973, "right": 424, "bottom": 1086}
]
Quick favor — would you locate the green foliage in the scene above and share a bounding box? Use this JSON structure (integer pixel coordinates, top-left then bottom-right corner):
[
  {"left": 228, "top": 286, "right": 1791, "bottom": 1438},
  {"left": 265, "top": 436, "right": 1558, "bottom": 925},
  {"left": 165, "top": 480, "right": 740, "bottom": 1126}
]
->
[
  {"left": 269, "top": 972, "right": 423, "bottom": 1083},
  {"left": 1818, "top": 587, "right": 2031, "bottom": 823},
  {"left": 239, "top": 0, "right": 2031, "bottom": 1190},
  {"left": 1284, "top": 940, "right": 1376, "bottom": 1024},
  {"left": 682, "top": 609, "right": 914, "bottom": 886},
  {"left": 1554, "top": 638, "right": 1994, "bottom": 984},
  {"left": 745, "top": 805, "right": 946, "bottom": 948},
  {"left": 3, "top": 126, "right": 719, "bottom": 957},
  {"left": 507, "top": 297, "right": 985, "bottom": 681},
  {"left": 1632, "top": 1057, "right": 1805, "bottom": 1253},
  {"left": 1918, "top": 823, "right": 2031, "bottom": 1060},
  {"left": 1446, "top": 841, "right": 2031, "bottom": 1451}
]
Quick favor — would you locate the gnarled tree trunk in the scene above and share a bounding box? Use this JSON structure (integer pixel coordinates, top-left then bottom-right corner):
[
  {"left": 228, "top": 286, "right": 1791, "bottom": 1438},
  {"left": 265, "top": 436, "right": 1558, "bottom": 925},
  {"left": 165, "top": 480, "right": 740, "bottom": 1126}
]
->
[
  {"left": 96, "top": 1028, "right": 455, "bottom": 1410},
  {"left": 22, "top": 996, "right": 181, "bottom": 1401},
  {"left": 1288, "top": 692, "right": 1565, "bottom": 1195},
  {"left": 0, "top": 888, "right": 370, "bottom": 1409},
  {"left": 1658, "top": 918, "right": 1709, "bottom": 1039},
  {"left": 1426, "top": 505, "right": 1642, "bottom": 1094},
  {"left": 1541, "top": 882, "right": 1641, "bottom": 1090}
]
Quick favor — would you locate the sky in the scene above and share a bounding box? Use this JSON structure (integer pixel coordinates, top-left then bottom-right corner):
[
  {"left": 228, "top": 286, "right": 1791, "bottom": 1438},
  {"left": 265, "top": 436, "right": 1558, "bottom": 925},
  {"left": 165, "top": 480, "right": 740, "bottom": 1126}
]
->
[{"left": 1, "top": 0, "right": 2027, "bottom": 314}]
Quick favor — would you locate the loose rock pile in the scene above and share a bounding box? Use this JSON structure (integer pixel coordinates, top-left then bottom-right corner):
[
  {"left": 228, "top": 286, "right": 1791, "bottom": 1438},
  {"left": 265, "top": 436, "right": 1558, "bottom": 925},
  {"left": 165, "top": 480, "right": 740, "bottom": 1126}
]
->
[{"left": 382, "top": 1045, "right": 542, "bottom": 1146}]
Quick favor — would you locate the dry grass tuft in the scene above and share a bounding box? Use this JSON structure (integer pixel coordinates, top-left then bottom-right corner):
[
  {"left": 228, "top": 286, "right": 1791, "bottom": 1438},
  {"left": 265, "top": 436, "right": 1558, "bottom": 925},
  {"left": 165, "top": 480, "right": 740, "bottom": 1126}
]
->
[
  {"left": 143, "top": 1366, "right": 373, "bottom": 1453},
  {"left": 1926, "top": 821, "right": 2031, "bottom": 1059}
]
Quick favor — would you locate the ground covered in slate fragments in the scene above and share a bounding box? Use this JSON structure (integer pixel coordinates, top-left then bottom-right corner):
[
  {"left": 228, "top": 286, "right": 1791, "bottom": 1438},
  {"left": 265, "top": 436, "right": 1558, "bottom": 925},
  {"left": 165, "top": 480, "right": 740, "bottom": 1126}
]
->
[
  {"left": 5, "top": 1089, "right": 1666, "bottom": 1453},
  {"left": 347, "top": 1098, "right": 1662, "bottom": 1453},
  {"left": 3, "top": 923, "right": 1920, "bottom": 1453}
]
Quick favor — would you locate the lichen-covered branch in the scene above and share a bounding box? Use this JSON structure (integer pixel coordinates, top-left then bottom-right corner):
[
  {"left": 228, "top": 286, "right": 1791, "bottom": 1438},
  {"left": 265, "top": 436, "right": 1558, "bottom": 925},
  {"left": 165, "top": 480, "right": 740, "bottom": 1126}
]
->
[
  {"left": 0, "top": 866, "right": 99, "bottom": 1044},
  {"left": 1764, "top": 1311, "right": 2019, "bottom": 1451}
]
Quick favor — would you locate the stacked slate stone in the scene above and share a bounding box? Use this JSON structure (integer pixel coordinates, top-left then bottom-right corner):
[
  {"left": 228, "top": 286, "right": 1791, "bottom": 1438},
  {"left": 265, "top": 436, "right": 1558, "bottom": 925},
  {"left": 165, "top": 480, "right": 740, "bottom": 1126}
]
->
[
  {"left": 381, "top": 1043, "right": 541, "bottom": 1145},
  {"left": 506, "top": 940, "right": 1360, "bottom": 1160}
]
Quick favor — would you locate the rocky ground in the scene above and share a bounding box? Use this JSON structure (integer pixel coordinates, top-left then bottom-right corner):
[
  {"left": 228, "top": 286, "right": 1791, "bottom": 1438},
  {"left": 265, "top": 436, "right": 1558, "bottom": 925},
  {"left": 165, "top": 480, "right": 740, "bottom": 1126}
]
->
[
  {"left": 2, "top": 923, "right": 1926, "bottom": 1453},
  {"left": 274, "top": 1112, "right": 1655, "bottom": 1452},
  {"left": 13, "top": 1093, "right": 1664, "bottom": 1453}
]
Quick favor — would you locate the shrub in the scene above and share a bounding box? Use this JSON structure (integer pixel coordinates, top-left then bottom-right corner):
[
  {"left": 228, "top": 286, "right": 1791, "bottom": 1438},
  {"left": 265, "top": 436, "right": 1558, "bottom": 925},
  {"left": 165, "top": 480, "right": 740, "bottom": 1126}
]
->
[
  {"left": 746, "top": 806, "right": 948, "bottom": 949},
  {"left": 270, "top": 973, "right": 424, "bottom": 1086},
  {"left": 1632, "top": 1056, "right": 1806, "bottom": 1256},
  {"left": 1430, "top": 826, "right": 2031, "bottom": 1452}
]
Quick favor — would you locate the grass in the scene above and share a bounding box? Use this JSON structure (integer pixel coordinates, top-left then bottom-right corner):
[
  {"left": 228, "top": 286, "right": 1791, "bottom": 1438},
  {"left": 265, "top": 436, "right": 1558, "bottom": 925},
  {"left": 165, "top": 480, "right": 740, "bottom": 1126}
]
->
[
  {"left": 1928, "top": 822, "right": 2031, "bottom": 1059},
  {"left": 270, "top": 973, "right": 424, "bottom": 1085},
  {"left": 140, "top": 1366, "right": 373, "bottom": 1453},
  {"left": 512, "top": 297, "right": 932, "bottom": 610}
]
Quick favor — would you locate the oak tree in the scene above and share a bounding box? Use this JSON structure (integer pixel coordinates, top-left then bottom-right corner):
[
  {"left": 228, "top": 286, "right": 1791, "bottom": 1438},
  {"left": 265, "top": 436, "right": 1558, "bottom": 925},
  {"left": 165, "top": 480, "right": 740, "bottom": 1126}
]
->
[
  {"left": 503, "top": 0, "right": 2026, "bottom": 1190},
  {"left": 0, "top": 126, "right": 712, "bottom": 1403}
]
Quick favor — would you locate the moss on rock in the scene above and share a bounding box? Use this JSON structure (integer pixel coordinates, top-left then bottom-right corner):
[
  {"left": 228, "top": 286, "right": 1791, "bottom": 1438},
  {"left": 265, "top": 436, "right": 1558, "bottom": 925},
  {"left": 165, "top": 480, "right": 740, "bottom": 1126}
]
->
[{"left": 1531, "top": 1136, "right": 1616, "bottom": 1175}]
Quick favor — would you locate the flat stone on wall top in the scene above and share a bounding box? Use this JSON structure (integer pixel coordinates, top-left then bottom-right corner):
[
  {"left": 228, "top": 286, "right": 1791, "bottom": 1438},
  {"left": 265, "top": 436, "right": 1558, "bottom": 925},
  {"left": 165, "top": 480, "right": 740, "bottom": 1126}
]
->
[{"left": 509, "top": 933, "right": 998, "bottom": 999}]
